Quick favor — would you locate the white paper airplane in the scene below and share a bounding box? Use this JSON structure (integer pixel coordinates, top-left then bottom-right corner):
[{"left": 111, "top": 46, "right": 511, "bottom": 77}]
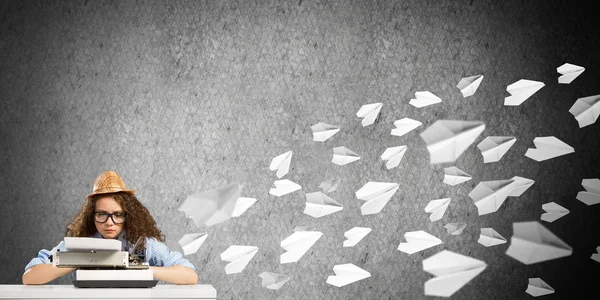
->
[
  {"left": 577, "top": 178, "right": 600, "bottom": 206},
  {"left": 420, "top": 120, "right": 486, "bottom": 164},
  {"left": 591, "top": 246, "right": 600, "bottom": 263},
  {"left": 269, "top": 179, "right": 302, "bottom": 197},
  {"left": 380, "top": 146, "right": 408, "bottom": 169},
  {"left": 232, "top": 197, "right": 257, "bottom": 217},
  {"left": 177, "top": 233, "right": 208, "bottom": 256},
  {"left": 445, "top": 223, "right": 467, "bottom": 235},
  {"left": 326, "top": 263, "right": 371, "bottom": 287},
  {"left": 525, "top": 136, "right": 574, "bottom": 162},
  {"left": 457, "top": 74, "right": 484, "bottom": 98},
  {"left": 477, "top": 228, "right": 507, "bottom": 247},
  {"left": 507, "top": 176, "right": 535, "bottom": 197},
  {"left": 303, "top": 191, "right": 343, "bottom": 218},
  {"left": 332, "top": 146, "right": 360, "bottom": 165},
  {"left": 557, "top": 63, "right": 585, "bottom": 84},
  {"left": 409, "top": 91, "right": 442, "bottom": 108},
  {"left": 504, "top": 79, "right": 545, "bottom": 106},
  {"left": 526, "top": 278, "right": 555, "bottom": 297},
  {"left": 569, "top": 94, "right": 600, "bottom": 128},
  {"left": 178, "top": 182, "right": 242, "bottom": 227},
  {"left": 425, "top": 198, "right": 451, "bottom": 222},
  {"left": 541, "top": 202, "right": 569, "bottom": 223},
  {"left": 477, "top": 136, "right": 516, "bottom": 163},
  {"left": 319, "top": 178, "right": 340, "bottom": 193},
  {"left": 391, "top": 117, "right": 422, "bottom": 136},
  {"left": 397, "top": 230, "right": 442, "bottom": 255},
  {"left": 505, "top": 221, "right": 572, "bottom": 264},
  {"left": 423, "top": 250, "right": 487, "bottom": 297},
  {"left": 280, "top": 227, "right": 323, "bottom": 264},
  {"left": 269, "top": 151, "right": 292, "bottom": 178},
  {"left": 220, "top": 245, "right": 258, "bottom": 274},
  {"left": 355, "top": 182, "right": 399, "bottom": 215},
  {"left": 311, "top": 122, "right": 340, "bottom": 142},
  {"left": 469, "top": 176, "right": 534, "bottom": 216},
  {"left": 258, "top": 272, "right": 291, "bottom": 290},
  {"left": 343, "top": 227, "right": 372, "bottom": 247},
  {"left": 443, "top": 166, "right": 472, "bottom": 186},
  {"left": 356, "top": 103, "right": 382, "bottom": 127}
]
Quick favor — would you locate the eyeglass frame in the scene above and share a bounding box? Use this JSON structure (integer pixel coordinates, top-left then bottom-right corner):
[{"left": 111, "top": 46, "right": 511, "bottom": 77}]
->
[{"left": 93, "top": 211, "right": 127, "bottom": 224}]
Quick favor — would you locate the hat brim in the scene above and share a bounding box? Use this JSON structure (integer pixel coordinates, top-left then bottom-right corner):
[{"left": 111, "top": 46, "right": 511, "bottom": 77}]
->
[{"left": 86, "top": 189, "right": 135, "bottom": 200}]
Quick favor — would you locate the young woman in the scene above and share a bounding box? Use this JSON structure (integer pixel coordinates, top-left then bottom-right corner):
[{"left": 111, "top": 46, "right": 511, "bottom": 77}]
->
[{"left": 22, "top": 171, "right": 198, "bottom": 285}]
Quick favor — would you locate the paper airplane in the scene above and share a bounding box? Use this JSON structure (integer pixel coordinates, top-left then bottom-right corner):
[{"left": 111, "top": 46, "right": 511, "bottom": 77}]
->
[
  {"left": 443, "top": 166, "right": 472, "bottom": 186},
  {"left": 232, "top": 197, "right": 257, "bottom": 217},
  {"left": 569, "top": 94, "right": 600, "bottom": 128},
  {"left": 457, "top": 74, "right": 484, "bottom": 98},
  {"left": 332, "top": 146, "right": 360, "bottom": 165},
  {"left": 409, "top": 91, "right": 442, "bottom": 108},
  {"left": 319, "top": 178, "right": 340, "bottom": 193},
  {"left": 326, "top": 263, "right": 371, "bottom": 287},
  {"left": 380, "top": 146, "right": 407, "bottom": 169},
  {"left": 397, "top": 230, "right": 442, "bottom": 255},
  {"left": 526, "top": 278, "right": 555, "bottom": 297},
  {"left": 508, "top": 176, "right": 535, "bottom": 197},
  {"left": 469, "top": 176, "right": 534, "bottom": 216},
  {"left": 557, "top": 63, "right": 585, "bottom": 84},
  {"left": 280, "top": 227, "right": 323, "bottom": 264},
  {"left": 391, "top": 117, "right": 422, "bottom": 136},
  {"left": 303, "top": 191, "right": 343, "bottom": 218},
  {"left": 258, "top": 272, "right": 291, "bottom": 290},
  {"left": 476, "top": 136, "right": 516, "bottom": 163},
  {"left": 311, "top": 122, "right": 340, "bottom": 142},
  {"left": 343, "top": 227, "right": 372, "bottom": 247},
  {"left": 525, "top": 136, "right": 574, "bottom": 162},
  {"left": 541, "top": 202, "right": 569, "bottom": 223},
  {"left": 425, "top": 198, "right": 451, "bottom": 222},
  {"left": 220, "top": 245, "right": 258, "bottom": 274},
  {"left": 591, "top": 246, "right": 600, "bottom": 263},
  {"left": 577, "top": 178, "right": 600, "bottom": 206},
  {"left": 355, "top": 182, "right": 399, "bottom": 215},
  {"left": 504, "top": 79, "right": 545, "bottom": 106},
  {"left": 356, "top": 103, "right": 382, "bottom": 127},
  {"left": 423, "top": 250, "right": 487, "bottom": 297},
  {"left": 269, "top": 179, "right": 302, "bottom": 197},
  {"left": 269, "top": 151, "right": 292, "bottom": 178},
  {"left": 178, "top": 182, "right": 242, "bottom": 227},
  {"left": 477, "top": 228, "right": 506, "bottom": 247},
  {"left": 420, "top": 120, "right": 486, "bottom": 164},
  {"left": 445, "top": 223, "right": 467, "bottom": 235},
  {"left": 505, "top": 221, "right": 572, "bottom": 264},
  {"left": 178, "top": 233, "right": 208, "bottom": 256}
]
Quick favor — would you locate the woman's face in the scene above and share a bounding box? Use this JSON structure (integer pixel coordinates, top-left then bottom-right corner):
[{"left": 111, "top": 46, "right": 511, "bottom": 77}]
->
[{"left": 94, "top": 196, "right": 125, "bottom": 239}]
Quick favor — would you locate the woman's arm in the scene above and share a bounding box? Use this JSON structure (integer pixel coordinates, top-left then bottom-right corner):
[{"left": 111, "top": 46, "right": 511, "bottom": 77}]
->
[
  {"left": 150, "top": 265, "right": 198, "bottom": 285},
  {"left": 22, "top": 264, "right": 76, "bottom": 285}
]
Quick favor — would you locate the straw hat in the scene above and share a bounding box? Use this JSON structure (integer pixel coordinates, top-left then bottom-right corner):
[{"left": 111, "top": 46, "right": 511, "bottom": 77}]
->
[{"left": 87, "top": 171, "right": 135, "bottom": 199}]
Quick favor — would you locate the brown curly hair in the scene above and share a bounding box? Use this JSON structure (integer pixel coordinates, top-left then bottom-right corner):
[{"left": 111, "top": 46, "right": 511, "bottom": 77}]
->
[{"left": 66, "top": 192, "right": 165, "bottom": 249}]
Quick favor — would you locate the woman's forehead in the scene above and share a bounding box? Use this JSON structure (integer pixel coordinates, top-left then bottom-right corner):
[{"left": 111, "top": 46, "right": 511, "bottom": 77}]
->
[{"left": 95, "top": 196, "right": 124, "bottom": 211}]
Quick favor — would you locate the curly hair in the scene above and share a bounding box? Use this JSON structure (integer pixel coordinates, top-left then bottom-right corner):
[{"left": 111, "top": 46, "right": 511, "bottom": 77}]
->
[{"left": 66, "top": 192, "right": 165, "bottom": 250}]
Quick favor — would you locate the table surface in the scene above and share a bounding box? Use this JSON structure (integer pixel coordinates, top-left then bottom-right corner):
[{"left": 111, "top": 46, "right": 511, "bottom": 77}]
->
[{"left": 0, "top": 284, "right": 217, "bottom": 299}]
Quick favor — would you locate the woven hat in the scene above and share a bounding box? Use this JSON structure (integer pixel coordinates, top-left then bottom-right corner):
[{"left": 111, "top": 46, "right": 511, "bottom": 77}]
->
[{"left": 87, "top": 171, "right": 135, "bottom": 199}]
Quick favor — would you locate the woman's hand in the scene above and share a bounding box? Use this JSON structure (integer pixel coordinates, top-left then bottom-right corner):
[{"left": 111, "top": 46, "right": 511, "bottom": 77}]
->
[{"left": 149, "top": 265, "right": 198, "bottom": 285}]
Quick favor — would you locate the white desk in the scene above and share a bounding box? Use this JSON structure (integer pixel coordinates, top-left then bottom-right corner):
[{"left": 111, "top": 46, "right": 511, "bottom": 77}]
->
[{"left": 0, "top": 285, "right": 216, "bottom": 299}]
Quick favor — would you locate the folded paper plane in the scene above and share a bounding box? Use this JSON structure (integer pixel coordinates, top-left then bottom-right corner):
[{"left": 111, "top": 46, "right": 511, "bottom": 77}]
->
[
  {"left": 577, "top": 178, "right": 600, "bottom": 206},
  {"left": 269, "top": 179, "right": 302, "bottom": 197},
  {"left": 425, "top": 198, "right": 451, "bottom": 222},
  {"left": 356, "top": 103, "right": 382, "bottom": 127},
  {"left": 397, "top": 230, "right": 442, "bottom": 255},
  {"left": 311, "top": 122, "right": 340, "bottom": 142},
  {"left": 259, "top": 272, "right": 291, "bottom": 290},
  {"left": 391, "top": 117, "right": 422, "bottom": 136},
  {"left": 380, "top": 146, "right": 407, "bottom": 169},
  {"left": 504, "top": 79, "right": 544, "bottom": 106},
  {"left": 457, "top": 74, "right": 484, "bottom": 98},
  {"left": 445, "top": 223, "right": 467, "bottom": 235},
  {"left": 178, "top": 233, "right": 208, "bottom": 256},
  {"left": 469, "top": 176, "right": 534, "bottom": 216},
  {"left": 343, "top": 227, "right": 372, "bottom": 247},
  {"left": 591, "top": 246, "right": 600, "bottom": 263},
  {"left": 443, "top": 166, "right": 472, "bottom": 186},
  {"left": 557, "top": 63, "right": 585, "bottom": 84},
  {"left": 319, "top": 178, "right": 340, "bottom": 193},
  {"left": 280, "top": 227, "right": 323, "bottom": 264},
  {"left": 477, "top": 136, "right": 516, "bottom": 163},
  {"left": 269, "top": 151, "right": 292, "bottom": 178},
  {"left": 332, "top": 146, "right": 360, "bottom": 165},
  {"left": 541, "top": 202, "right": 569, "bottom": 223},
  {"left": 569, "top": 94, "right": 600, "bottom": 128},
  {"left": 232, "top": 197, "right": 257, "bottom": 217},
  {"left": 409, "top": 91, "right": 442, "bottom": 108},
  {"left": 505, "top": 221, "right": 572, "bottom": 264},
  {"left": 525, "top": 136, "right": 574, "bottom": 162},
  {"left": 526, "top": 278, "right": 555, "bottom": 297},
  {"left": 220, "top": 245, "right": 258, "bottom": 274},
  {"left": 420, "top": 120, "right": 486, "bottom": 164},
  {"left": 178, "top": 182, "right": 242, "bottom": 227},
  {"left": 326, "top": 263, "right": 371, "bottom": 287},
  {"left": 303, "top": 191, "right": 343, "bottom": 218},
  {"left": 423, "top": 250, "right": 487, "bottom": 297},
  {"left": 507, "top": 176, "right": 535, "bottom": 197},
  {"left": 355, "top": 182, "right": 399, "bottom": 215},
  {"left": 477, "top": 228, "right": 506, "bottom": 247}
]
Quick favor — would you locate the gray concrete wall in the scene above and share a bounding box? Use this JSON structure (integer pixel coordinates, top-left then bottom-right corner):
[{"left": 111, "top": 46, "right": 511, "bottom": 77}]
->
[{"left": 1, "top": 0, "right": 599, "bottom": 299}]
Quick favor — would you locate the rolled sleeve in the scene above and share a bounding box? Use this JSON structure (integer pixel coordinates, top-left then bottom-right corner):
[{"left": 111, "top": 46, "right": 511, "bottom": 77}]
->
[
  {"left": 146, "top": 238, "right": 196, "bottom": 270},
  {"left": 24, "top": 241, "right": 66, "bottom": 272}
]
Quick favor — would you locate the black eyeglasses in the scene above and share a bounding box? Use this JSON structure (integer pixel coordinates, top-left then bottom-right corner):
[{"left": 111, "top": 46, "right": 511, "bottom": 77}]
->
[{"left": 94, "top": 211, "right": 127, "bottom": 224}]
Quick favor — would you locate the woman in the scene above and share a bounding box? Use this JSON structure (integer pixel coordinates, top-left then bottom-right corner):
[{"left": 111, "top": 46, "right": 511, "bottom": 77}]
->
[{"left": 22, "top": 171, "right": 198, "bottom": 285}]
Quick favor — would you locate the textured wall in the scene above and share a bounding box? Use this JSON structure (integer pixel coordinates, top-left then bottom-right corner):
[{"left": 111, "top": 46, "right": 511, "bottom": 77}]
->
[{"left": 1, "top": 0, "right": 599, "bottom": 299}]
